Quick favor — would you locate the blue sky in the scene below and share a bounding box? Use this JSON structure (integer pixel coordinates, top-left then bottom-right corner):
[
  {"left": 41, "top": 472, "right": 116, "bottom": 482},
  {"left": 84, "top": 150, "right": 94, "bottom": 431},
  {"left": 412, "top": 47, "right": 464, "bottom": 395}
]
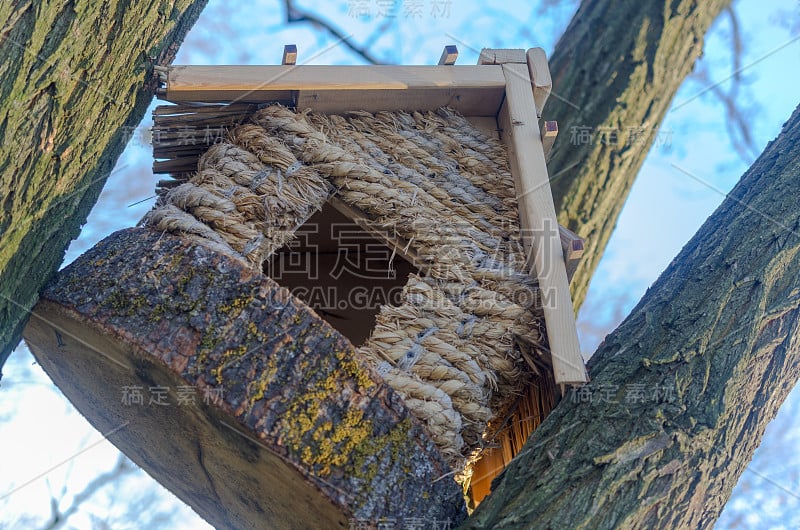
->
[{"left": 1, "top": 0, "right": 799, "bottom": 527}]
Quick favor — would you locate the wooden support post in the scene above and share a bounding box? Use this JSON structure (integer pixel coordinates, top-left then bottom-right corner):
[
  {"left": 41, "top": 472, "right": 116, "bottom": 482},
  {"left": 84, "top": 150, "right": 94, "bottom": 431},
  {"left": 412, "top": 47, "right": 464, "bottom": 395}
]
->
[
  {"left": 526, "top": 48, "right": 552, "bottom": 117},
  {"left": 23, "top": 228, "right": 467, "bottom": 529},
  {"left": 282, "top": 44, "right": 298, "bottom": 65},
  {"left": 541, "top": 120, "right": 558, "bottom": 161},
  {"left": 438, "top": 45, "right": 459, "bottom": 65},
  {"left": 499, "top": 63, "right": 587, "bottom": 384}
]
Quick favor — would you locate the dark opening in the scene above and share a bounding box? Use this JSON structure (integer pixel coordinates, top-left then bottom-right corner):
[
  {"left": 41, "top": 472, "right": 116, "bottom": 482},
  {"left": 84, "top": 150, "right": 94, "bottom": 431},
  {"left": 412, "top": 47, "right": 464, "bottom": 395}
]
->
[{"left": 264, "top": 202, "right": 418, "bottom": 346}]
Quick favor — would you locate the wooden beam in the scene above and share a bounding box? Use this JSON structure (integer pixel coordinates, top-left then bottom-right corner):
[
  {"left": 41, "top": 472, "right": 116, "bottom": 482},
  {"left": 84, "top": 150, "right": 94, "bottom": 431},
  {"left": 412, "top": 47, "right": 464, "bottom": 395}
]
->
[
  {"left": 282, "top": 44, "right": 298, "bottom": 65},
  {"left": 438, "top": 45, "right": 459, "bottom": 65},
  {"left": 526, "top": 48, "right": 552, "bottom": 117},
  {"left": 477, "top": 48, "right": 526, "bottom": 65},
  {"left": 164, "top": 65, "right": 506, "bottom": 115},
  {"left": 499, "top": 63, "right": 587, "bottom": 384},
  {"left": 541, "top": 120, "right": 558, "bottom": 160}
]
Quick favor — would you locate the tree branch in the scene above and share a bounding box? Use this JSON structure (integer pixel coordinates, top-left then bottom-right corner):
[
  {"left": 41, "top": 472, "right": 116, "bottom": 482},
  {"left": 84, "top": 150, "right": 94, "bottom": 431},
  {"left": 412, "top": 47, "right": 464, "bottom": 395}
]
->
[
  {"left": 0, "top": 0, "right": 210, "bottom": 380},
  {"left": 40, "top": 455, "right": 137, "bottom": 530},
  {"left": 688, "top": 6, "right": 759, "bottom": 163},
  {"left": 543, "top": 0, "right": 730, "bottom": 310},
  {"left": 283, "top": 0, "right": 385, "bottom": 64},
  {"left": 462, "top": 103, "right": 800, "bottom": 529}
]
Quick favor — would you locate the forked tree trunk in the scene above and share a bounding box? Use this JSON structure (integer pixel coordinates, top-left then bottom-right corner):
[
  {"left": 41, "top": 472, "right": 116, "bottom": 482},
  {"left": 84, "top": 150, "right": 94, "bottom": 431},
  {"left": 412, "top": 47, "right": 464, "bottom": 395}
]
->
[
  {"left": 462, "top": 105, "right": 800, "bottom": 529},
  {"left": 545, "top": 0, "right": 729, "bottom": 308},
  {"left": 0, "top": 0, "right": 208, "bottom": 377}
]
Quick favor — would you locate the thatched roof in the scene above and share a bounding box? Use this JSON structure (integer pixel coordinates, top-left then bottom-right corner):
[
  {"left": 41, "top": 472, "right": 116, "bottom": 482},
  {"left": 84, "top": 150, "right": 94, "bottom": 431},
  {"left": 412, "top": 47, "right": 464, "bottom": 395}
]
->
[{"left": 144, "top": 104, "right": 553, "bottom": 474}]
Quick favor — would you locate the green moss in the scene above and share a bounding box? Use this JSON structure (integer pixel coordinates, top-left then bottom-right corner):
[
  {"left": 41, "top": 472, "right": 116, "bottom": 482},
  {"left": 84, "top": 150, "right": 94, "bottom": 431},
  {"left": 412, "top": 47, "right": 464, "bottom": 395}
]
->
[
  {"left": 148, "top": 303, "right": 166, "bottom": 322},
  {"left": 104, "top": 290, "right": 148, "bottom": 317},
  {"left": 349, "top": 418, "right": 415, "bottom": 484},
  {"left": 169, "top": 253, "right": 184, "bottom": 269},
  {"left": 0, "top": 0, "right": 210, "bottom": 371}
]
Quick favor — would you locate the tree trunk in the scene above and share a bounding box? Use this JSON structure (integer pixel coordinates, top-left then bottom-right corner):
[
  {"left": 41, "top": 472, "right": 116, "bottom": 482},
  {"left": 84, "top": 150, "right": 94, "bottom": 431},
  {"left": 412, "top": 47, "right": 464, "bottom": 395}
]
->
[
  {"left": 0, "top": 0, "right": 208, "bottom": 378},
  {"left": 462, "top": 105, "right": 800, "bottom": 529},
  {"left": 546, "top": 0, "right": 729, "bottom": 308}
]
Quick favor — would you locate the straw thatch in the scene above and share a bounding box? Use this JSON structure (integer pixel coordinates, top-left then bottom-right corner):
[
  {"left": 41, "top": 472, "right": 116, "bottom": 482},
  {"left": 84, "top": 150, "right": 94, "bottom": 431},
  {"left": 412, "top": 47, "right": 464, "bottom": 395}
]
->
[{"left": 143, "top": 104, "right": 552, "bottom": 476}]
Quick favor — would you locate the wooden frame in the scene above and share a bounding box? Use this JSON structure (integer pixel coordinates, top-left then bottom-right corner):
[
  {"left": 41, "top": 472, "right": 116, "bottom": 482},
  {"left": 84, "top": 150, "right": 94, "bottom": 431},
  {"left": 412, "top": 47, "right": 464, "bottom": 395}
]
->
[
  {"left": 163, "top": 65, "right": 506, "bottom": 115},
  {"left": 498, "top": 62, "right": 585, "bottom": 384},
  {"left": 156, "top": 48, "right": 588, "bottom": 385}
]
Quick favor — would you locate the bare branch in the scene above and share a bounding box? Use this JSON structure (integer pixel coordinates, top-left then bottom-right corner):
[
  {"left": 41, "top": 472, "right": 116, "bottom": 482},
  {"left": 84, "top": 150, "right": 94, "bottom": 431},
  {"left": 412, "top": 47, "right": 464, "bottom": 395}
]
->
[
  {"left": 39, "top": 454, "right": 136, "bottom": 530},
  {"left": 283, "top": 0, "right": 387, "bottom": 64},
  {"left": 689, "top": 5, "right": 759, "bottom": 163},
  {"left": 691, "top": 61, "right": 759, "bottom": 163}
]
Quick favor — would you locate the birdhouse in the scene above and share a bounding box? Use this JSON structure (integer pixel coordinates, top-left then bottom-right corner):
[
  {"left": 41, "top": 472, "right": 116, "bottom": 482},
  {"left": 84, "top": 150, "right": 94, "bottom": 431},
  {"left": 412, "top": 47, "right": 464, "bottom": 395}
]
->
[{"left": 24, "top": 46, "right": 588, "bottom": 529}]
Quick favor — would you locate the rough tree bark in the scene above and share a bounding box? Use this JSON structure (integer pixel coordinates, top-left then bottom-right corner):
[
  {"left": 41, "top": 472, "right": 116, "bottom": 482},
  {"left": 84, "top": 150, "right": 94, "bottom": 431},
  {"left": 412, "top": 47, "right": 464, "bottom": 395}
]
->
[
  {"left": 545, "top": 0, "right": 729, "bottom": 308},
  {"left": 24, "top": 228, "right": 465, "bottom": 528},
  {"left": 463, "top": 105, "right": 800, "bottom": 529},
  {"left": 0, "top": 0, "right": 208, "bottom": 378}
]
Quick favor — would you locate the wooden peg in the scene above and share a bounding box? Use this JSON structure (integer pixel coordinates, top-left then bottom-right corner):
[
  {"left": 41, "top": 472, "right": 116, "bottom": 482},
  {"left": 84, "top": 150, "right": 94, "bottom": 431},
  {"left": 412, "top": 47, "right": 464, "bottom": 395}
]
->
[
  {"left": 438, "top": 45, "right": 458, "bottom": 65},
  {"left": 526, "top": 48, "right": 552, "bottom": 117},
  {"left": 541, "top": 120, "right": 558, "bottom": 161},
  {"left": 282, "top": 44, "right": 298, "bottom": 65},
  {"left": 558, "top": 224, "right": 584, "bottom": 284}
]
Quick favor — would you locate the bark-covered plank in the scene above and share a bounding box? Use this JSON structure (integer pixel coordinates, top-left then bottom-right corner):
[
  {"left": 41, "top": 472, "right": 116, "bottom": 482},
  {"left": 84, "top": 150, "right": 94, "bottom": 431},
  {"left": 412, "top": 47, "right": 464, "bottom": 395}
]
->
[{"left": 23, "top": 227, "right": 466, "bottom": 529}]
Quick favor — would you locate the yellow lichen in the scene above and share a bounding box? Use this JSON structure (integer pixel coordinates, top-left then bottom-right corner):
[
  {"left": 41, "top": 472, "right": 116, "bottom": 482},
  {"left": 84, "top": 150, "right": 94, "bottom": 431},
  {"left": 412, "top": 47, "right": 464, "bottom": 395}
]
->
[{"left": 218, "top": 294, "right": 255, "bottom": 316}]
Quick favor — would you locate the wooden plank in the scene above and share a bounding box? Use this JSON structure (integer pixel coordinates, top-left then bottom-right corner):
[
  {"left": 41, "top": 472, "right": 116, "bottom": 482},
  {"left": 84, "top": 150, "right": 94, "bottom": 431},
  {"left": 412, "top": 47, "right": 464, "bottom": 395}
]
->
[
  {"left": 294, "top": 88, "right": 501, "bottom": 115},
  {"left": 541, "top": 120, "right": 558, "bottom": 160},
  {"left": 438, "top": 45, "right": 458, "bottom": 65},
  {"left": 167, "top": 65, "right": 505, "bottom": 92},
  {"left": 165, "top": 65, "right": 506, "bottom": 115},
  {"left": 526, "top": 48, "right": 552, "bottom": 117},
  {"left": 153, "top": 158, "right": 200, "bottom": 173},
  {"left": 478, "top": 48, "right": 526, "bottom": 65},
  {"left": 282, "top": 44, "right": 298, "bottom": 65},
  {"left": 153, "top": 103, "right": 254, "bottom": 115},
  {"left": 499, "top": 63, "right": 587, "bottom": 385}
]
